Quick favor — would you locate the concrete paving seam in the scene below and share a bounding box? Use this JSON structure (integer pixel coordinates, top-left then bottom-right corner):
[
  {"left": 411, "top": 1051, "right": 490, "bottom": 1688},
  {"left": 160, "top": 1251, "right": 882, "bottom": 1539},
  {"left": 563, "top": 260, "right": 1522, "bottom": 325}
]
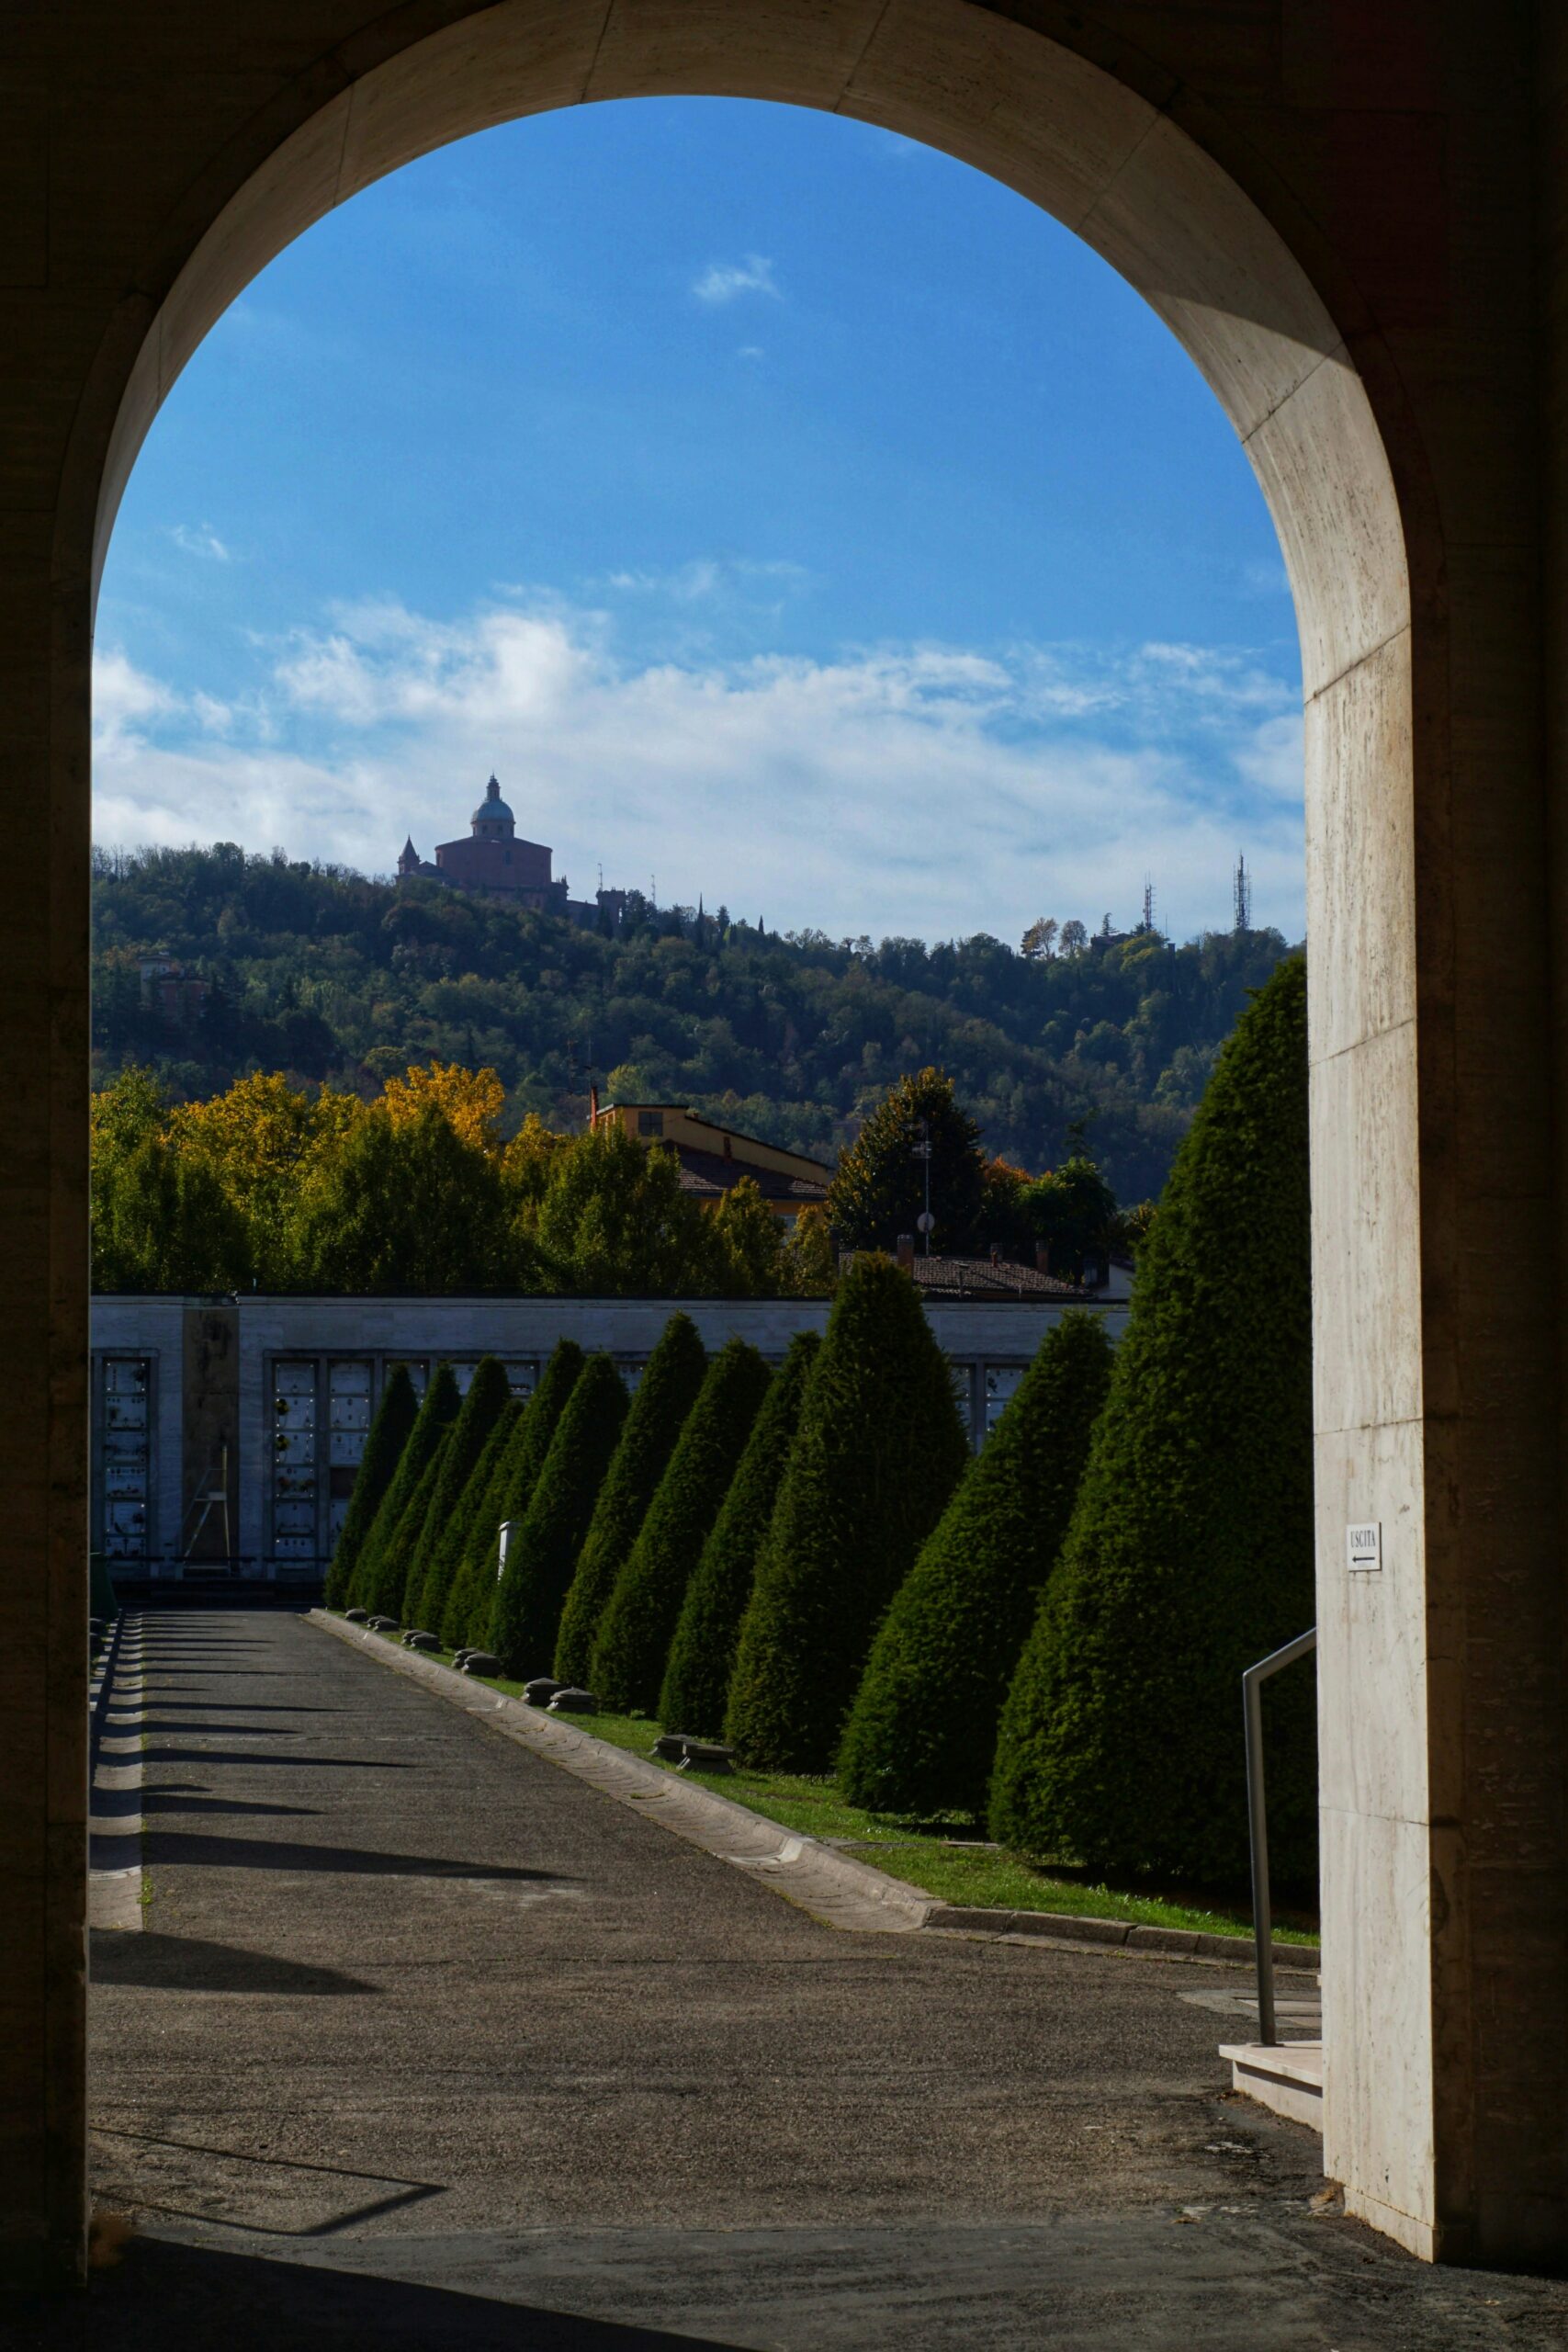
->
[{"left": 308, "top": 1610, "right": 1317, "bottom": 1969}]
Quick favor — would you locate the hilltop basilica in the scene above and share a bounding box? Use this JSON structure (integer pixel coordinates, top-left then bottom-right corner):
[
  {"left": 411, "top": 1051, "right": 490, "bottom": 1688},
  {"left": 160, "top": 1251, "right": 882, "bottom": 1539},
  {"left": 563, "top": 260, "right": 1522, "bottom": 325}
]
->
[{"left": 397, "top": 775, "right": 627, "bottom": 931}]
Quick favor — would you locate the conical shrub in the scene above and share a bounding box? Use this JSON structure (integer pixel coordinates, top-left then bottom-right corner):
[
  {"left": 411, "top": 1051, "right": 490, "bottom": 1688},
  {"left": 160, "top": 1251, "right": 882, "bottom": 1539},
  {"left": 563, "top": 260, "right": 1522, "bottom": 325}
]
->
[
  {"left": 660, "top": 1330, "right": 821, "bottom": 1736},
  {"left": 988, "top": 956, "right": 1314, "bottom": 1885},
  {"left": 433, "top": 1402, "right": 521, "bottom": 1647},
  {"left": 590, "top": 1340, "right": 773, "bottom": 1714},
  {"left": 838, "top": 1311, "right": 1114, "bottom": 1817},
  {"left": 354, "top": 1363, "right": 460, "bottom": 1612},
  {"left": 553, "top": 1314, "right": 708, "bottom": 1685},
  {"left": 325, "top": 1363, "right": 418, "bottom": 1608},
  {"left": 368, "top": 1435, "right": 450, "bottom": 1623},
  {"left": 725, "top": 1256, "right": 970, "bottom": 1770},
  {"left": 491, "top": 1353, "right": 629, "bottom": 1677},
  {"left": 405, "top": 1357, "right": 513, "bottom": 1631},
  {"left": 443, "top": 1340, "right": 585, "bottom": 1649}
]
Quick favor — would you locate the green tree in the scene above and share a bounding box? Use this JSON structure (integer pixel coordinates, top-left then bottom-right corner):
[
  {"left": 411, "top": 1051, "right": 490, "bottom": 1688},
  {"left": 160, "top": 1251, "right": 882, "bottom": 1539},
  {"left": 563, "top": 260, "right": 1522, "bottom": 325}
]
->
[
  {"left": 1019, "top": 1157, "right": 1118, "bottom": 1281},
  {"left": 349, "top": 1363, "right": 460, "bottom": 1610},
  {"left": 826, "top": 1068, "right": 984, "bottom": 1252},
  {"left": 490, "top": 1354, "right": 629, "bottom": 1676},
  {"left": 427, "top": 1401, "right": 520, "bottom": 1643},
  {"left": 553, "top": 1313, "right": 710, "bottom": 1683},
  {"left": 709, "top": 1177, "right": 787, "bottom": 1296},
  {"left": 837, "top": 1312, "right": 1114, "bottom": 1817},
  {"left": 988, "top": 958, "right": 1314, "bottom": 1884},
  {"left": 293, "top": 1104, "right": 521, "bottom": 1294},
  {"left": 404, "top": 1357, "right": 513, "bottom": 1631},
  {"left": 535, "top": 1122, "right": 718, "bottom": 1295},
  {"left": 660, "top": 1330, "right": 821, "bottom": 1736},
  {"left": 92, "top": 1132, "right": 253, "bottom": 1292},
  {"left": 323, "top": 1363, "right": 418, "bottom": 1608},
  {"left": 725, "top": 1257, "right": 970, "bottom": 1770},
  {"left": 367, "top": 1436, "right": 450, "bottom": 1623},
  {"left": 589, "top": 1340, "right": 773, "bottom": 1714},
  {"left": 442, "top": 1340, "right": 585, "bottom": 1649}
]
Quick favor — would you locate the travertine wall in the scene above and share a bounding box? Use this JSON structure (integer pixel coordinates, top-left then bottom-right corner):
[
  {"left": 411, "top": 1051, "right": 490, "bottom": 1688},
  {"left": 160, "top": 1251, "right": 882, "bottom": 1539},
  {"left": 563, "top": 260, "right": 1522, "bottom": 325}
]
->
[{"left": 1, "top": 0, "right": 1561, "bottom": 2284}]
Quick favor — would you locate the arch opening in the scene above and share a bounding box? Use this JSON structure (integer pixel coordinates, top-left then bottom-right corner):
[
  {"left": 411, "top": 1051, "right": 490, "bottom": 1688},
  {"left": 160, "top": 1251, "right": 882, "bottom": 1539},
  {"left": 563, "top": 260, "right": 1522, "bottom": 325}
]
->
[{"left": 81, "top": 0, "right": 1424, "bottom": 2267}]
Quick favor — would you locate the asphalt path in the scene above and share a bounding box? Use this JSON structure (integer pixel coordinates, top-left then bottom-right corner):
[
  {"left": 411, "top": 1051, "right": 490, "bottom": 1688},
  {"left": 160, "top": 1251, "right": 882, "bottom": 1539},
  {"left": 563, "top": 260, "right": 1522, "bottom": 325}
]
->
[{"left": 47, "top": 1611, "right": 1566, "bottom": 2350}]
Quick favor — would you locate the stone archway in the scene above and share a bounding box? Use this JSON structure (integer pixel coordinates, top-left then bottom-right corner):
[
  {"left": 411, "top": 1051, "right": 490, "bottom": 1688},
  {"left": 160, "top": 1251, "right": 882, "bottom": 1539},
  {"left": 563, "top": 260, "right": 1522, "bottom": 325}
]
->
[{"left": 9, "top": 0, "right": 1561, "bottom": 2287}]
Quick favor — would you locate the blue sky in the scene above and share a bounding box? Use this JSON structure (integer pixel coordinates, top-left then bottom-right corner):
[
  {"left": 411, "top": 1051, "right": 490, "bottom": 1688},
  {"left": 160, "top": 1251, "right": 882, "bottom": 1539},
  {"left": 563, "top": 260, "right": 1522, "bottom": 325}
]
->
[{"left": 96, "top": 96, "right": 1303, "bottom": 944}]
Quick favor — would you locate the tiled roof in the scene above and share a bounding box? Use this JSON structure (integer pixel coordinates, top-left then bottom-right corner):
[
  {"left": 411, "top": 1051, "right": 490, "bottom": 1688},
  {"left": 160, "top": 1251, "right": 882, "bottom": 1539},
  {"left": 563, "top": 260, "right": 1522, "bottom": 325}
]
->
[{"left": 895, "top": 1253, "right": 1090, "bottom": 1300}]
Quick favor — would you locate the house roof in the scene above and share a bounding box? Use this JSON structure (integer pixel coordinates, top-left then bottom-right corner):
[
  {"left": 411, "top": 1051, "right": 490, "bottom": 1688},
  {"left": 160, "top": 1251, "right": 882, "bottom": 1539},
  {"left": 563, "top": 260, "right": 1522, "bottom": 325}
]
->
[
  {"left": 897, "top": 1252, "right": 1090, "bottom": 1300},
  {"left": 673, "top": 1148, "right": 829, "bottom": 1206}
]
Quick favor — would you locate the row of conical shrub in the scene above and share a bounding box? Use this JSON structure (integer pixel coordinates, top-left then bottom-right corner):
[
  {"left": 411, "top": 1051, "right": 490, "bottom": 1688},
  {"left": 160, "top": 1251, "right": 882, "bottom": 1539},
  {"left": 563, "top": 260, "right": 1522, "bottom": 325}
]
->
[{"left": 325, "top": 957, "right": 1313, "bottom": 1887}]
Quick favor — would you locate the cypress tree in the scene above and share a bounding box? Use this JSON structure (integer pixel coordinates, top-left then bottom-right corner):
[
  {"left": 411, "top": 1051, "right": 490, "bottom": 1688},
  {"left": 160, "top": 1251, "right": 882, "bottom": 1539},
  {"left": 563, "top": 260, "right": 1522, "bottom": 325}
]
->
[
  {"left": 725, "top": 1257, "right": 970, "bottom": 1770},
  {"left": 351, "top": 1363, "right": 460, "bottom": 1611},
  {"left": 442, "top": 1340, "right": 585, "bottom": 1649},
  {"left": 589, "top": 1339, "right": 773, "bottom": 1714},
  {"left": 988, "top": 957, "right": 1314, "bottom": 1885},
  {"left": 491, "top": 1353, "right": 629, "bottom": 1676},
  {"left": 324, "top": 1363, "right": 418, "bottom": 1608},
  {"left": 368, "top": 1435, "right": 449, "bottom": 1622},
  {"left": 553, "top": 1313, "right": 709, "bottom": 1684},
  {"left": 431, "top": 1401, "right": 521, "bottom": 1647},
  {"left": 660, "top": 1329, "right": 821, "bottom": 1737},
  {"left": 405, "top": 1356, "right": 513, "bottom": 1630},
  {"left": 838, "top": 1311, "right": 1114, "bottom": 1817}
]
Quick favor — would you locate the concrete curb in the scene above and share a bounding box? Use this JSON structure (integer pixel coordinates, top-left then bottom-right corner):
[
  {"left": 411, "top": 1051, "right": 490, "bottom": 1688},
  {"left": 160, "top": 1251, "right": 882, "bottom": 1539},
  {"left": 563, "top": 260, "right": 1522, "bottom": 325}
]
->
[{"left": 309, "top": 1612, "right": 1319, "bottom": 1971}]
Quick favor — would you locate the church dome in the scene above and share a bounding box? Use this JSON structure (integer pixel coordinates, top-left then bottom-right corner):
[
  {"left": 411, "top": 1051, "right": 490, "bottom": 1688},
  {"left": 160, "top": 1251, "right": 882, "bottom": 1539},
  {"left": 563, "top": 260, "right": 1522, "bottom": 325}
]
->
[{"left": 471, "top": 774, "right": 514, "bottom": 831}]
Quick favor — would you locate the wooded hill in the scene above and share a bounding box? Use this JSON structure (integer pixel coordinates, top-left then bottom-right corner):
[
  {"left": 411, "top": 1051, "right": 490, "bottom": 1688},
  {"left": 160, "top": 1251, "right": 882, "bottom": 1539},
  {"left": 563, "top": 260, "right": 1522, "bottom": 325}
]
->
[{"left": 92, "top": 841, "right": 1295, "bottom": 1203}]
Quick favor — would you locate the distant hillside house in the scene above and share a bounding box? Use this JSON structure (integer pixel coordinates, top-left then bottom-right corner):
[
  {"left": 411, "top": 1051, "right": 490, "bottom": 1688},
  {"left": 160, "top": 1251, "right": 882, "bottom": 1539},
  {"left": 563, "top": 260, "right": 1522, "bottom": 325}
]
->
[
  {"left": 593, "top": 1099, "right": 832, "bottom": 1221},
  {"left": 398, "top": 774, "right": 628, "bottom": 931}
]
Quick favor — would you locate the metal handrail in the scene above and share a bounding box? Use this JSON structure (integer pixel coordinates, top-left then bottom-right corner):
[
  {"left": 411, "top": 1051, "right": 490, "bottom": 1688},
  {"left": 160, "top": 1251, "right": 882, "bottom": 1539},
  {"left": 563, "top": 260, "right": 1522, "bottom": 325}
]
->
[{"left": 1244, "top": 1626, "right": 1317, "bottom": 2044}]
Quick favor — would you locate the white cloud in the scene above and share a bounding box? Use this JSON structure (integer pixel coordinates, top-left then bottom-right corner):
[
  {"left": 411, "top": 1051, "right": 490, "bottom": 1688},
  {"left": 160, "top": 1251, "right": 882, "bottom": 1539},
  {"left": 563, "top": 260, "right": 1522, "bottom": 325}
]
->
[
  {"left": 693, "top": 254, "right": 780, "bottom": 306},
  {"left": 737, "top": 345, "right": 765, "bottom": 362},
  {"left": 167, "top": 521, "right": 231, "bottom": 562},
  {"left": 92, "top": 596, "right": 1305, "bottom": 942}
]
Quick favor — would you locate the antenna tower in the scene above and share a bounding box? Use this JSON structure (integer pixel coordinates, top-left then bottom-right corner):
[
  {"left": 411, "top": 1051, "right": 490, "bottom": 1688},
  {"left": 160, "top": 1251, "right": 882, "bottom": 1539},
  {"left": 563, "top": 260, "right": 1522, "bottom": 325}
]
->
[
  {"left": 1234, "top": 854, "right": 1252, "bottom": 935},
  {"left": 1142, "top": 876, "right": 1156, "bottom": 933}
]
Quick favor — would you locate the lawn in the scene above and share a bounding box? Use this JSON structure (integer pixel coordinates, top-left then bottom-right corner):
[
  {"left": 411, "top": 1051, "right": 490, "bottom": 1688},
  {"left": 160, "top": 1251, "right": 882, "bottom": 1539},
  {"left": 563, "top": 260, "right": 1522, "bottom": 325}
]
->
[{"left": 349, "top": 1619, "right": 1319, "bottom": 1948}]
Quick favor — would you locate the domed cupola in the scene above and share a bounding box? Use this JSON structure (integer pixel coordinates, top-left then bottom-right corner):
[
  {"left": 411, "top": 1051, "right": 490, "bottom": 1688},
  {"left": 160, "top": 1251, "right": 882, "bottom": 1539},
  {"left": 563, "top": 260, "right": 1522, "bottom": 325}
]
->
[{"left": 470, "top": 774, "right": 516, "bottom": 839}]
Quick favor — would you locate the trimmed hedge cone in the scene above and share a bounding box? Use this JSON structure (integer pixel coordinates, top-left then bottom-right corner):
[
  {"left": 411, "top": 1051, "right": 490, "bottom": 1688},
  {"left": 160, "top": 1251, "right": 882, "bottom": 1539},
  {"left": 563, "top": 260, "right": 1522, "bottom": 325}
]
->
[
  {"left": 406, "top": 1356, "right": 514, "bottom": 1633},
  {"left": 988, "top": 956, "right": 1314, "bottom": 1886},
  {"left": 353, "top": 1363, "right": 460, "bottom": 1614},
  {"left": 443, "top": 1340, "right": 586, "bottom": 1650},
  {"left": 589, "top": 1338, "right": 773, "bottom": 1715},
  {"left": 434, "top": 1402, "right": 522, "bottom": 1648},
  {"left": 838, "top": 1310, "right": 1114, "bottom": 1818},
  {"left": 325, "top": 1362, "right": 418, "bottom": 1609},
  {"left": 491, "top": 1352, "right": 630, "bottom": 1677},
  {"left": 369, "top": 1435, "right": 451, "bottom": 1623},
  {"left": 660, "top": 1329, "right": 821, "bottom": 1737},
  {"left": 725, "top": 1255, "right": 970, "bottom": 1771},
  {"left": 553, "top": 1313, "right": 708, "bottom": 1686}
]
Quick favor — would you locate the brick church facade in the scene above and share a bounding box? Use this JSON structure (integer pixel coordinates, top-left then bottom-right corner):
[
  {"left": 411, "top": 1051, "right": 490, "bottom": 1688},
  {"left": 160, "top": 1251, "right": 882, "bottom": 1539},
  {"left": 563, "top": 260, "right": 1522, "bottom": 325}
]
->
[{"left": 398, "top": 775, "right": 627, "bottom": 930}]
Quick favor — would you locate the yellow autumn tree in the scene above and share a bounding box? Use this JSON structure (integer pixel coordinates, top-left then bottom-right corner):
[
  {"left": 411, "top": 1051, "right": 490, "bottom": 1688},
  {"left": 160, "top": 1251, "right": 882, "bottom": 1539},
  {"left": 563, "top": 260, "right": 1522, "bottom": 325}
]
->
[
  {"left": 380, "top": 1060, "right": 505, "bottom": 1154},
  {"left": 171, "top": 1072, "right": 364, "bottom": 1286}
]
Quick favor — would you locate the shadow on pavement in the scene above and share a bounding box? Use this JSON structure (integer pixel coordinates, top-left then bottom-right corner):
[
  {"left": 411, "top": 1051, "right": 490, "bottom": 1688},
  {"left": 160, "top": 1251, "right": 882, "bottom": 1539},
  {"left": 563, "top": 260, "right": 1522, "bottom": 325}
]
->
[
  {"left": 6, "top": 2238, "right": 740, "bottom": 2352},
  {"left": 138, "top": 1751, "right": 409, "bottom": 1770},
  {"left": 141, "top": 1831, "right": 575, "bottom": 1883},
  {"left": 141, "top": 1794, "right": 324, "bottom": 1820},
  {"left": 91, "top": 1931, "right": 376, "bottom": 1997}
]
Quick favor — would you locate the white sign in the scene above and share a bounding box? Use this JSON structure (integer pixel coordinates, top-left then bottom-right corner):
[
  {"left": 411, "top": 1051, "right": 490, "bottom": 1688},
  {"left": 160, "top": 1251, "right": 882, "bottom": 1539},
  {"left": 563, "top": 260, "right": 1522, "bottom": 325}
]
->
[{"left": 1347, "top": 1521, "right": 1382, "bottom": 1574}]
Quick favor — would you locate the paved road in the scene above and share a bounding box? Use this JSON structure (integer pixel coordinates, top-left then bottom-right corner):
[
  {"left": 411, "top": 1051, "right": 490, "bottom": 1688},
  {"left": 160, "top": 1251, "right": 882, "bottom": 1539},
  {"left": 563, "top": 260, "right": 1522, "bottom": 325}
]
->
[{"left": 40, "top": 1611, "right": 1563, "bottom": 2349}]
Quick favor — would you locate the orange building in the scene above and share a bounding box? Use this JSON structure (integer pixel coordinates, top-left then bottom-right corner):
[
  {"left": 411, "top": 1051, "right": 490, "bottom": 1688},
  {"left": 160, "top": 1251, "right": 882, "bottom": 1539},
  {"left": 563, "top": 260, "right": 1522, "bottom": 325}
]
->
[{"left": 592, "top": 1100, "right": 831, "bottom": 1221}]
